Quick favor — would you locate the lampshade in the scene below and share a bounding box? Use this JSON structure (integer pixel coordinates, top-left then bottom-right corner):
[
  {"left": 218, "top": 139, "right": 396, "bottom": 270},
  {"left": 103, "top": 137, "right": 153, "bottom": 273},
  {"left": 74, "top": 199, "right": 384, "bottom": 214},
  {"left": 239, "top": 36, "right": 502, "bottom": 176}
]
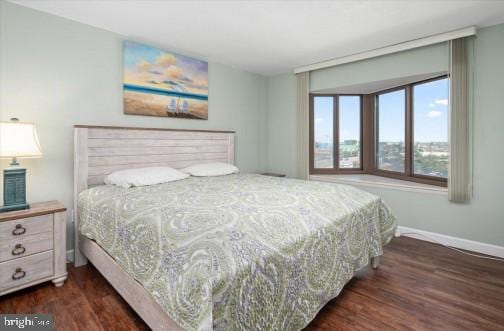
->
[{"left": 0, "top": 121, "right": 42, "bottom": 158}]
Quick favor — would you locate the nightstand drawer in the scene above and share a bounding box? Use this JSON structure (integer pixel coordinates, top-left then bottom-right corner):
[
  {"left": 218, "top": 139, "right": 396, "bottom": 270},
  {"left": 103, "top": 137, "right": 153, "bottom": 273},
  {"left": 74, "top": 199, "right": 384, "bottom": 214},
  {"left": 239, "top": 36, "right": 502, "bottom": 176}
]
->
[
  {"left": 0, "top": 250, "right": 53, "bottom": 291},
  {"left": 0, "top": 232, "right": 53, "bottom": 262},
  {"left": 0, "top": 214, "right": 53, "bottom": 241}
]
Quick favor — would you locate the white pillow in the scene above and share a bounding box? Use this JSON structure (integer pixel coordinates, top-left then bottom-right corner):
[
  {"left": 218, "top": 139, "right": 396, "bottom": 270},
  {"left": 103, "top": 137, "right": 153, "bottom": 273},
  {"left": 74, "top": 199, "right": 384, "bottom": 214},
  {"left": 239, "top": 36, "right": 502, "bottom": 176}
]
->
[
  {"left": 181, "top": 162, "right": 239, "bottom": 177},
  {"left": 104, "top": 167, "right": 189, "bottom": 188}
]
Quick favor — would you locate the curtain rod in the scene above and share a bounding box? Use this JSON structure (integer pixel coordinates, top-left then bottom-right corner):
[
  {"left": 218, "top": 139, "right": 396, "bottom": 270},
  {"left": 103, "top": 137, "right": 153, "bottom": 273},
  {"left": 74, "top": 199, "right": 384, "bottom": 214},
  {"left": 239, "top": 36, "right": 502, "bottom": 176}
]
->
[{"left": 293, "top": 26, "right": 476, "bottom": 74}]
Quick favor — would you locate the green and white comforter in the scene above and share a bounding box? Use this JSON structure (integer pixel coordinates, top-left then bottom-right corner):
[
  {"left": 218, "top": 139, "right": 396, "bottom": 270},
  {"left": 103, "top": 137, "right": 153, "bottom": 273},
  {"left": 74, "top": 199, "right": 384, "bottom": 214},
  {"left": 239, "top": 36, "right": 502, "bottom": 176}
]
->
[{"left": 78, "top": 174, "right": 396, "bottom": 331}]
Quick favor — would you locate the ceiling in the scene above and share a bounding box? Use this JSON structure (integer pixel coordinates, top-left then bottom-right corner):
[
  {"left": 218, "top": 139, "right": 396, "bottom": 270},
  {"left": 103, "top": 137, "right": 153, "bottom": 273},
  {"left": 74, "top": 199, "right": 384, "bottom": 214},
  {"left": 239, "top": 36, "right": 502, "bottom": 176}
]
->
[{"left": 11, "top": 0, "right": 504, "bottom": 76}]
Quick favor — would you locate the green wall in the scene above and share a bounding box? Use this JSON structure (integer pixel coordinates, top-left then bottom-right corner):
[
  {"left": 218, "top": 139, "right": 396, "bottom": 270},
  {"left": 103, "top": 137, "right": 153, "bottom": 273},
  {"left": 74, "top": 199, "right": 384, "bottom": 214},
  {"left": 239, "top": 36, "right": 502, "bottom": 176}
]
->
[
  {"left": 265, "top": 23, "right": 504, "bottom": 247},
  {"left": 0, "top": 2, "right": 268, "bottom": 251},
  {"left": 266, "top": 74, "right": 297, "bottom": 177}
]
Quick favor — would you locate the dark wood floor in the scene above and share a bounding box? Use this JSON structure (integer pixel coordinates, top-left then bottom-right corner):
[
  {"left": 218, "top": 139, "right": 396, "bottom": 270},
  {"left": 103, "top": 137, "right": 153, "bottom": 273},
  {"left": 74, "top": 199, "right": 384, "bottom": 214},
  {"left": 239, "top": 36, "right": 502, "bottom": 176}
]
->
[{"left": 1, "top": 236, "right": 503, "bottom": 330}]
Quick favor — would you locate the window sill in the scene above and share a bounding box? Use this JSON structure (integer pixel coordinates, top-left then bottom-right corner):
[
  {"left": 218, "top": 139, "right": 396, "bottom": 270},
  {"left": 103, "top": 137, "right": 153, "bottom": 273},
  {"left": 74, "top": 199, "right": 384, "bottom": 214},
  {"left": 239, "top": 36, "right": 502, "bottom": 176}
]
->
[{"left": 309, "top": 174, "right": 448, "bottom": 195}]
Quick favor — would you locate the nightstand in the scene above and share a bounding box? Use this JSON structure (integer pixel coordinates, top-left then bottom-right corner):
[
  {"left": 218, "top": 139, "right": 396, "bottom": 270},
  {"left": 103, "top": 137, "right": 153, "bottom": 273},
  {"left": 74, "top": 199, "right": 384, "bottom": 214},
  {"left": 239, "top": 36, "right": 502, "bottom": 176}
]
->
[{"left": 0, "top": 201, "right": 67, "bottom": 296}]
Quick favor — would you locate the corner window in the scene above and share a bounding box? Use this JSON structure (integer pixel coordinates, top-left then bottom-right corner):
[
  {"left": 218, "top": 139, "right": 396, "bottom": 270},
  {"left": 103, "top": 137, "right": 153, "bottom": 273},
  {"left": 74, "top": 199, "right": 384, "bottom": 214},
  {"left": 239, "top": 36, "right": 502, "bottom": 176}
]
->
[{"left": 309, "top": 75, "right": 448, "bottom": 187}]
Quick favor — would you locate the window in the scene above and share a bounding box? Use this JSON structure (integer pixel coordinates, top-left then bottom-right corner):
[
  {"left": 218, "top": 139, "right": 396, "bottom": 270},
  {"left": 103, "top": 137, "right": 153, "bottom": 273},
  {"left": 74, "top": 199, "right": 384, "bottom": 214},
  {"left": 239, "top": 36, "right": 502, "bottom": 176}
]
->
[
  {"left": 313, "top": 96, "right": 334, "bottom": 168},
  {"left": 376, "top": 89, "right": 406, "bottom": 173},
  {"left": 310, "top": 95, "right": 362, "bottom": 173},
  {"left": 309, "top": 76, "right": 448, "bottom": 187},
  {"left": 413, "top": 78, "right": 449, "bottom": 178},
  {"left": 339, "top": 96, "right": 361, "bottom": 169}
]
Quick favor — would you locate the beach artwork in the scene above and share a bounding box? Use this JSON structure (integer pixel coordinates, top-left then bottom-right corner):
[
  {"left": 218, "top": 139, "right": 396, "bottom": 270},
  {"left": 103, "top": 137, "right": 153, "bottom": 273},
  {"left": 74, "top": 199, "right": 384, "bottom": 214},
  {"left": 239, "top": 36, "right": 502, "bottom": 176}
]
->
[{"left": 123, "top": 41, "right": 208, "bottom": 119}]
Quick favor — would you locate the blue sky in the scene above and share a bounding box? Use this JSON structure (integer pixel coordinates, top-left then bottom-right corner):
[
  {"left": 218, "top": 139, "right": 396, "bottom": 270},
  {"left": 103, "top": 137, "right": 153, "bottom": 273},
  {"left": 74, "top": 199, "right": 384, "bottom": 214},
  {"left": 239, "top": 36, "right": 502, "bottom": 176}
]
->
[
  {"left": 339, "top": 96, "right": 360, "bottom": 142},
  {"left": 314, "top": 97, "right": 334, "bottom": 144},
  {"left": 378, "top": 89, "right": 405, "bottom": 142},
  {"left": 123, "top": 41, "right": 208, "bottom": 73},
  {"left": 314, "top": 96, "right": 361, "bottom": 144},
  {"left": 123, "top": 41, "right": 208, "bottom": 94},
  {"left": 412, "top": 78, "right": 448, "bottom": 143},
  {"left": 314, "top": 78, "right": 448, "bottom": 143}
]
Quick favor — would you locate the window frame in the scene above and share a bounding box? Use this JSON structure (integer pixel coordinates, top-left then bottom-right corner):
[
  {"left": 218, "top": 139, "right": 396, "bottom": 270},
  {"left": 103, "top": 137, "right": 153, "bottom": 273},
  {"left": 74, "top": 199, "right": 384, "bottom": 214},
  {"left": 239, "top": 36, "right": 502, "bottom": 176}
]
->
[
  {"left": 373, "top": 85, "right": 409, "bottom": 176},
  {"left": 309, "top": 94, "right": 364, "bottom": 174},
  {"left": 411, "top": 76, "right": 450, "bottom": 182},
  {"left": 309, "top": 75, "right": 448, "bottom": 187}
]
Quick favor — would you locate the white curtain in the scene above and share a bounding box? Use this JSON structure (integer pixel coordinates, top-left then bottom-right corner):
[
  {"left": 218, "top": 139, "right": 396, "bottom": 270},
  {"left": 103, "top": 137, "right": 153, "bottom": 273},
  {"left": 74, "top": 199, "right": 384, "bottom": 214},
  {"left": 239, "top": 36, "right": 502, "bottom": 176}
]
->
[
  {"left": 449, "top": 37, "right": 472, "bottom": 202},
  {"left": 296, "top": 71, "right": 310, "bottom": 179}
]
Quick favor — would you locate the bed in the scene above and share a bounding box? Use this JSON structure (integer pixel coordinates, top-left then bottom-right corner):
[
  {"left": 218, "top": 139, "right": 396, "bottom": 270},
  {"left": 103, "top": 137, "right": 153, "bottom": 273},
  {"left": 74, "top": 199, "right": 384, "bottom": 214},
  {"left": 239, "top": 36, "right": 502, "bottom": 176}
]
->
[{"left": 73, "top": 125, "right": 396, "bottom": 331}]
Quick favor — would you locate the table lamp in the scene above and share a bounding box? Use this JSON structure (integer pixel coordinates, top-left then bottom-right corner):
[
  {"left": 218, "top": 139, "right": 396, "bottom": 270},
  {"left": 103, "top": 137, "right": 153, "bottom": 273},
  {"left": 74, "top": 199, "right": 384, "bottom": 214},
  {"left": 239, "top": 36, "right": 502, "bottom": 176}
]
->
[{"left": 0, "top": 118, "right": 42, "bottom": 212}]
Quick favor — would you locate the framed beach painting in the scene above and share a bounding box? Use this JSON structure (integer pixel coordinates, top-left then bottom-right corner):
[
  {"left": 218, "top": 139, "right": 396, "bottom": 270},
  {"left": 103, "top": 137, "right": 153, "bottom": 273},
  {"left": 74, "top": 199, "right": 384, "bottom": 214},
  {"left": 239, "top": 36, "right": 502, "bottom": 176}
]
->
[{"left": 123, "top": 41, "right": 208, "bottom": 119}]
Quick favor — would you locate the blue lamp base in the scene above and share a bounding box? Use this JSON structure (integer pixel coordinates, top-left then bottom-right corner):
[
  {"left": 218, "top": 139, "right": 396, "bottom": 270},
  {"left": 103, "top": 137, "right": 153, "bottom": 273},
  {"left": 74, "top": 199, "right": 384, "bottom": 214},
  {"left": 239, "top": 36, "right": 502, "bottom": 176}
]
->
[
  {"left": 1, "top": 161, "right": 30, "bottom": 213},
  {"left": 0, "top": 202, "right": 29, "bottom": 213}
]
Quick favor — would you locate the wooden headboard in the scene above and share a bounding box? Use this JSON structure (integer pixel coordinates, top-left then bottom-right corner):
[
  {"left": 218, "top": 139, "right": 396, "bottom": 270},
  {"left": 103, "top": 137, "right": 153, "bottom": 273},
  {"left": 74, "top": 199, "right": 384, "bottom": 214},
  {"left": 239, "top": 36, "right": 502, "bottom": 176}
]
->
[
  {"left": 74, "top": 125, "right": 235, "bottom": 188},
  {"left": 73, "top": 125, "right": 235, "bottom": 265}
]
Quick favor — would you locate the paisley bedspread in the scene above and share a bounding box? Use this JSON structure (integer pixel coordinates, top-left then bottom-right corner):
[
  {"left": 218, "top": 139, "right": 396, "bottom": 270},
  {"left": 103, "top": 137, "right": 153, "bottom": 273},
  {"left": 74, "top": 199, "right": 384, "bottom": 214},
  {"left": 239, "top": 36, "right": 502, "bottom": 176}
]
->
[{"left": 78, "top": 174, "right": 396, "bottom": 331}]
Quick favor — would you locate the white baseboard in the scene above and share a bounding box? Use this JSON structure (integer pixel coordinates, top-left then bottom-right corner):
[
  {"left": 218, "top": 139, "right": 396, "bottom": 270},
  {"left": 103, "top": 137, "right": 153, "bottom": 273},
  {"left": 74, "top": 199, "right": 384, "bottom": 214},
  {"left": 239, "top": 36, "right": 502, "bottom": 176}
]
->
[
  {"left": 66, "top": 249, "right": 74, "bottom": 263},
  {"left": 398, "top": 226, "right": 504, "bottom": 259}
]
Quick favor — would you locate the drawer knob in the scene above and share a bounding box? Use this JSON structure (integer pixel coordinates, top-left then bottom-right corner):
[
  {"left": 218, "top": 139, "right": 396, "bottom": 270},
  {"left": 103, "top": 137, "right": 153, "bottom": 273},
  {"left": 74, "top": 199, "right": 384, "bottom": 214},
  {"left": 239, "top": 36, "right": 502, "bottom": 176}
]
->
[
  {"left": 12, "top": 267, "right": 26, "bottom": 280},
  {"left": 12, "top": 224, "right": 26, "bottom": 236},
  {"left": 11, "top": 243, "right": 26, "bottom": 256}
]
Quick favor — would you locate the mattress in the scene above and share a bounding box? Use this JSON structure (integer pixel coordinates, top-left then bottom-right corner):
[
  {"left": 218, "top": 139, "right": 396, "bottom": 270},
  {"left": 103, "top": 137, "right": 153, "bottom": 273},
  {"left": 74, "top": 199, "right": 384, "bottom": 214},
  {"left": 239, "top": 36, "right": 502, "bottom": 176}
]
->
[{"left": 78, "top": 174, "right": 396, "bottom": 331}]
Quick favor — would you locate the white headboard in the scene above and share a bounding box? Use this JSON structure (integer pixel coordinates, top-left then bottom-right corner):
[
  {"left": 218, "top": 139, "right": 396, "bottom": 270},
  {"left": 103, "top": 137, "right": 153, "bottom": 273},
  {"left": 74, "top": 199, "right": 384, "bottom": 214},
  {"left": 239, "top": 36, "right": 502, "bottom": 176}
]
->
[{"left": 73, "top": 125, "right": 235, "bottom": 265}]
